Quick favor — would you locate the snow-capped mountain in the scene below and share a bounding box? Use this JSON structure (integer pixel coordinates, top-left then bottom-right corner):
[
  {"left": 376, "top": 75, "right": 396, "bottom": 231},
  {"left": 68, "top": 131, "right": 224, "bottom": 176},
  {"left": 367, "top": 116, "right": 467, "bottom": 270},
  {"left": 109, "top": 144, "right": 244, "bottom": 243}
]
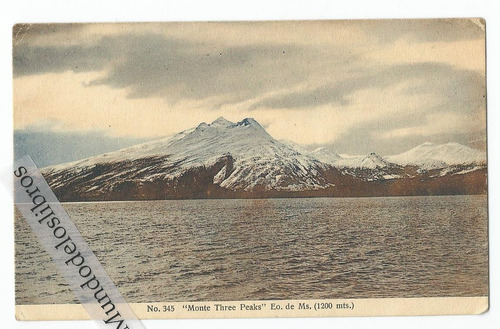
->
[
  {"left": 308, "top": 146, "right": 393, "bottom": 170},
  {"left": 305, "top": 148, "right": 401, "bottom": 181},
  {"left": 42, "top": 118, "right": 487, "bottom": 201},
  {"left": 45, "top": 117, "right": 335, "bottom": 195},
  {"left": 385, "top": 142, "right": 486, "bottom": 170},
  {"left": 335, "top": 153, "right": 390, "bottom": 169}
]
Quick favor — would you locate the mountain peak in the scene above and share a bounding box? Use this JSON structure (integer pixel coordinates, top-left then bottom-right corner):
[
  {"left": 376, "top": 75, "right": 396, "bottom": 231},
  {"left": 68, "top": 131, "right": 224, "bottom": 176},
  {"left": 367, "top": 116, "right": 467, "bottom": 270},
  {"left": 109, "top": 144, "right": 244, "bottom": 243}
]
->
[
  {"left": 361, "top": 152, "right": 387, "bottom": 168},
  {"left": 234, "top": 118, "right": 267, "bottom": 133},
  {"left": 238, "top": 117, "right": 260, "bottom": 127},
  {"left": 365, "top": 152, "right": 383, "bottom": 160},
  {"left": 211, "top": 117, "right": 233, "bottom": 127},
  {"left": 195, "top": 122, "right": 209, "bottom": 131}
]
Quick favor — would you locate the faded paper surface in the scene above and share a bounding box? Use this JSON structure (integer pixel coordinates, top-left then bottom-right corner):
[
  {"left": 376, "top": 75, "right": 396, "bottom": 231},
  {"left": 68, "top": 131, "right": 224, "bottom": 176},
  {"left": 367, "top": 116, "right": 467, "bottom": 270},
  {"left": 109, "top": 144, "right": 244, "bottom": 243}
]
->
[
  {"left": 13, "top": 19, "right": 488, "bottom": 320},
  {"left": 16, "top": 297, "right": 489, "bottom": 320}
]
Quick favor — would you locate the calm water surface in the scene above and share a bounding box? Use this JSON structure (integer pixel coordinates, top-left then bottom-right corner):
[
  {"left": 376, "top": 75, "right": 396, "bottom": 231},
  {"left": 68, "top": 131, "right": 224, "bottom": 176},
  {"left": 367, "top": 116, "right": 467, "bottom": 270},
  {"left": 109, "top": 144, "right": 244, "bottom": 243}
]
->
[{"left": 15, "top": 195, "right": 488, "bottom": 304}]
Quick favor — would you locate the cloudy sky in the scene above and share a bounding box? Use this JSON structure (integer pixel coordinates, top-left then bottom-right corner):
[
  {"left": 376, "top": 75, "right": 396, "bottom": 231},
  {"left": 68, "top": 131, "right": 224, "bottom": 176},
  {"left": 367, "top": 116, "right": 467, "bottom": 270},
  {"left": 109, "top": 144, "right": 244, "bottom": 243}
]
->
[{"left": 13, "top": 20, "right": 486, "bottom": 166}]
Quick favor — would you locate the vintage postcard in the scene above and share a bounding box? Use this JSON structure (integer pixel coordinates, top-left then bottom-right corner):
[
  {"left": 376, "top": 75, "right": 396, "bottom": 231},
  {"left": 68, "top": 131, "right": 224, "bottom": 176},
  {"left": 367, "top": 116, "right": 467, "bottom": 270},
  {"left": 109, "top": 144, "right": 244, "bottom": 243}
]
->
[{"left": 13, "top": 19, "right": 488, "bottom": 320}]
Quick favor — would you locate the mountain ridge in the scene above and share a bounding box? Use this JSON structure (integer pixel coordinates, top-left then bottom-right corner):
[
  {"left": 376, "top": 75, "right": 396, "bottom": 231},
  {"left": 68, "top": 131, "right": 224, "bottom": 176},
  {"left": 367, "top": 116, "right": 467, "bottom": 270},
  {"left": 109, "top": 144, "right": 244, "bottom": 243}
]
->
[{"left": 42, "top": 117, "right": 487, "bottom": 201}]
